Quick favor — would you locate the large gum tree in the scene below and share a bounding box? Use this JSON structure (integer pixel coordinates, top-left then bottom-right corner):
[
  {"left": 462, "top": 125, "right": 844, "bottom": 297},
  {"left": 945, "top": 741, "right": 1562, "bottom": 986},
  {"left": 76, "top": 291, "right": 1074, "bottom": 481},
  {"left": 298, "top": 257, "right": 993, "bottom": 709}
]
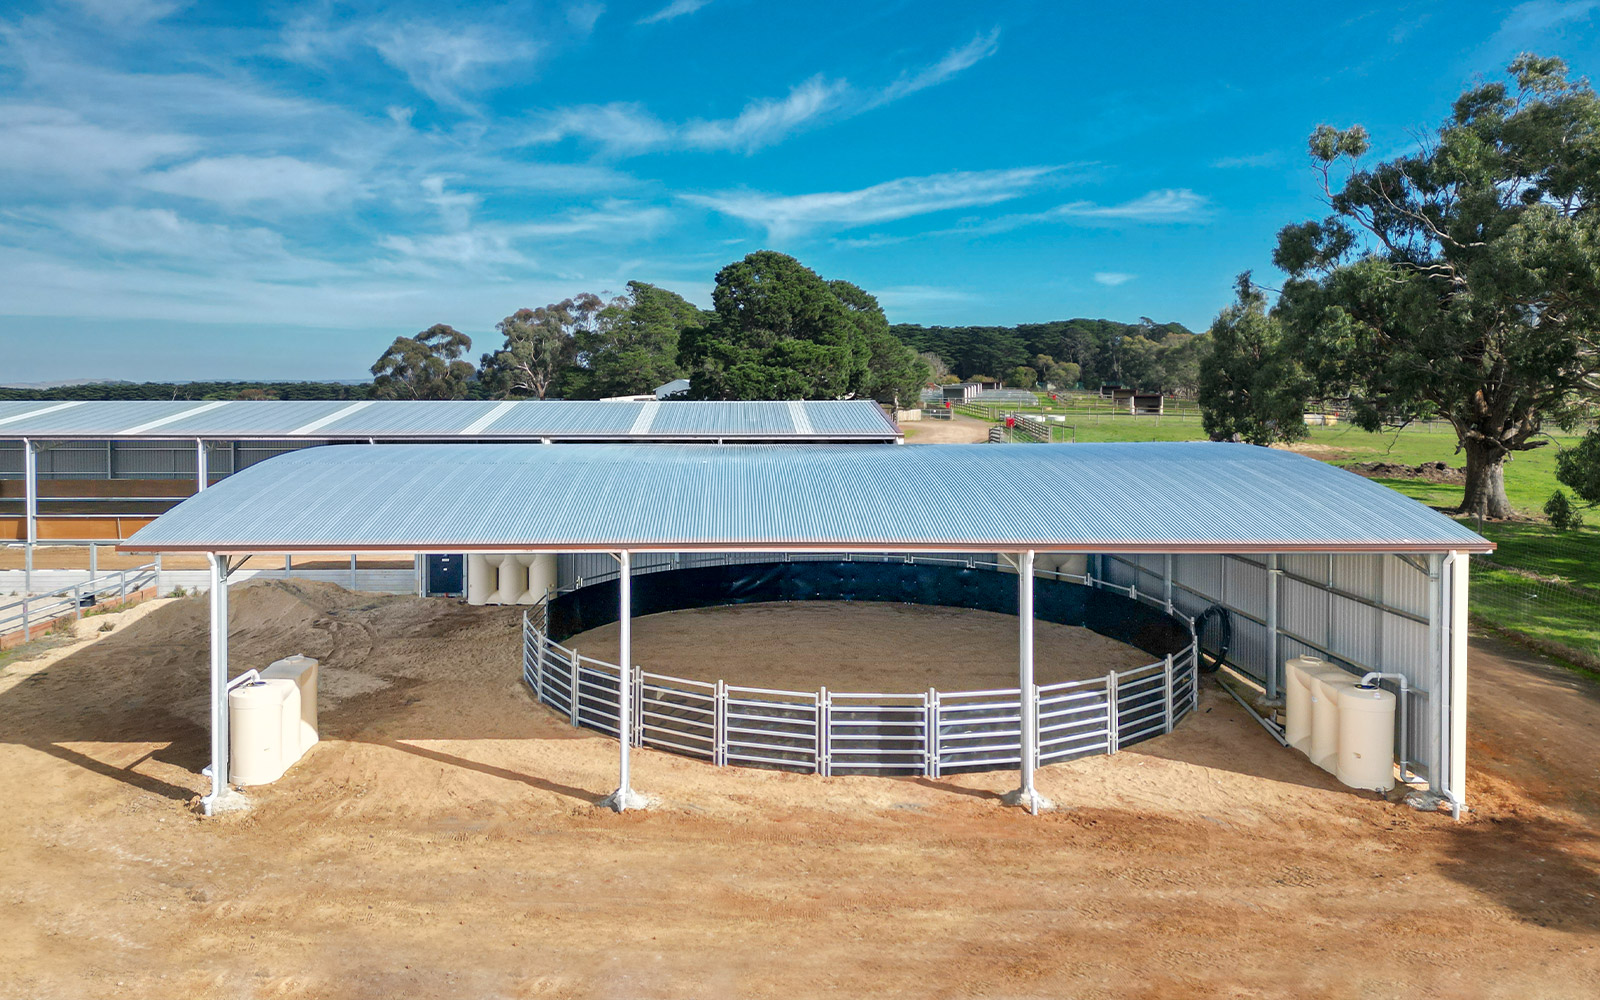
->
[{"left": 1273, "top": 55, "right": 1600, "bottom": 519}]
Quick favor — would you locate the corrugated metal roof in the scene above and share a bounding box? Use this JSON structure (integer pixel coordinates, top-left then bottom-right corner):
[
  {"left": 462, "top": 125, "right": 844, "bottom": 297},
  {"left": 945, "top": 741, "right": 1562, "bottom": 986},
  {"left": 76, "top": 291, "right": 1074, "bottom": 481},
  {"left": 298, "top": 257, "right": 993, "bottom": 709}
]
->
[
  {"left": 120, "top": 441, "right": 1493, "bottom": 555},
  {"left": 0, "top": 399, "right": 900, "bottom": 441}
]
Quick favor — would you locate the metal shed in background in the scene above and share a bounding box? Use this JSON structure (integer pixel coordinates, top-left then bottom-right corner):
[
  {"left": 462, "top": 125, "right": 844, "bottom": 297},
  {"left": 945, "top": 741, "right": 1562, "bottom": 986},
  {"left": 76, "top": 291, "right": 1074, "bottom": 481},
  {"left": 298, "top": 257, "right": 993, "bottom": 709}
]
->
[
  {"left": 0, "top": 399, "right": 901, "bottom": 587},
  {"left": 118, "top": 441, "right": 1489, "bottom": 819}
]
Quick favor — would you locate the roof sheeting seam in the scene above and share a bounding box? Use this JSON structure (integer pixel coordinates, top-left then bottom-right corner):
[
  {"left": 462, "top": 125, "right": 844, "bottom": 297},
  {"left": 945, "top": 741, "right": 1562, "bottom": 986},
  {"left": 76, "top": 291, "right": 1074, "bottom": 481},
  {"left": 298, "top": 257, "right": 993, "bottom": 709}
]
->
[
  {"left": 460, "top": 400, "right": 518, "bottom": 435},
  {"left": 120, "top": 400, "right": 229, "bottom": 435},
  {"left": 290, "top": 399, "right": 373, "bottom": 435},
  {"left": 0, "top": 401, "right": 84, "bottom": 427},
  {"left": 629, "top": 400, "right": 661, "bottom": 436},
  {"left": 788, "top": 401, "right": 814, "bottom": 435}
]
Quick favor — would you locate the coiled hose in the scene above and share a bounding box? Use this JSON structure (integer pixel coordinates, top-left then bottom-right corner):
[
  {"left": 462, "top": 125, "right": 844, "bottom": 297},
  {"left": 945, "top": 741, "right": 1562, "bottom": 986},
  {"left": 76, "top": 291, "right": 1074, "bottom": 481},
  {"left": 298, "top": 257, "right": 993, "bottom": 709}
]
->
[{"left": 1195, "top": 604, "right": 1231, "bottom": 674}]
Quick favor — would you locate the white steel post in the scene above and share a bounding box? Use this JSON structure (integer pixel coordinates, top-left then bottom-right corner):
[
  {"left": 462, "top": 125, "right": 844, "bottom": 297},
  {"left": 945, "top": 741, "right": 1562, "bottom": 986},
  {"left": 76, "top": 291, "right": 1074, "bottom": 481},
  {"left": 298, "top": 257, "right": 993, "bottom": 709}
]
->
[
  {"left": 195, "top": 439, "right": 208, "bottom": 493},
  {"left": 1446, "top": 551, "right": 1469, "bottom": 818},
  {"left": 202, "top": 554, "right": 234, "bottom": 816},
  {"left": 23, "top": 438, "right": 36, "bottom": 593},
  {"left": 1265, "top": 554, "right": 1282, "bottom": 703},
  {"left": 1163, "top": 553, "right": 1173, "bottom": 614},
  {"left": 1427, "top": 553, "right": 1446, "bottom": 803},
  {"left": 1005, "top": 550, "right": 1051, "bottom": 813},
  {"left": 602, "top": 550, "right": 646, "bottom": 811}
]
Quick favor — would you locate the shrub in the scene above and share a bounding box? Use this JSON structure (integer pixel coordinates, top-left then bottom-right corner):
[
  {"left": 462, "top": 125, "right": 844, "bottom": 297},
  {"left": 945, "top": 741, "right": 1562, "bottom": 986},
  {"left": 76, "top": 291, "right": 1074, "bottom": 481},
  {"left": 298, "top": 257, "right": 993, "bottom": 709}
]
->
[{"left": 1544, "top": 490, "right": 1585, "bottom": 531}]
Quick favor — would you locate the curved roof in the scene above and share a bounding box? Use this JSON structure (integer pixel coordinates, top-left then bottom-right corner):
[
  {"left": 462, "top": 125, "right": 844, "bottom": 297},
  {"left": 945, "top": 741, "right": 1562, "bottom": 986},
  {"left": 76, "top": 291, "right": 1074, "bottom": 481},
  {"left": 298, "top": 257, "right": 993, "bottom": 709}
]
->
[
  {"left": 120, "top": 441, "right": 1492, "bottom": 555},
  {"left": 0, "top": 398, "right": 899, "bottom": 442}
]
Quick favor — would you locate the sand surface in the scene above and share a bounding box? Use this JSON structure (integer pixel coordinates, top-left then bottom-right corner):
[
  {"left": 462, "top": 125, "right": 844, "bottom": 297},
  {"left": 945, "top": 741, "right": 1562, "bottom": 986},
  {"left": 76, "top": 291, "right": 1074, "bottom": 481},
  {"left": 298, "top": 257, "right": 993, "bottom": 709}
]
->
[
  {"left": 1, "top": 580, "right": 1599, "bottom": 998},
  {"left": 563, "top": 601, "right": 1157, "bottom": 691},
  {"left": 902, "top": 414, "right": 991, "bottom": 443}
]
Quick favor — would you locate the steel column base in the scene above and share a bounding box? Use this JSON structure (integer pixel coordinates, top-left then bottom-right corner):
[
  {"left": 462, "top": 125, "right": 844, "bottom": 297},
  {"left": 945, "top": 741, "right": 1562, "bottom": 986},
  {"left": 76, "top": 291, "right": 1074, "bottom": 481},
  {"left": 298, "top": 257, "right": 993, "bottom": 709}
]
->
[
  {"left": 1001, "top": 786, "right": 1054, "bottom": 814},
  {"left": 200, "top": 787, "right": 251, "bottom": 817},
  {"left": 598, "top": 787, "right": 652, "bottom": 813}
]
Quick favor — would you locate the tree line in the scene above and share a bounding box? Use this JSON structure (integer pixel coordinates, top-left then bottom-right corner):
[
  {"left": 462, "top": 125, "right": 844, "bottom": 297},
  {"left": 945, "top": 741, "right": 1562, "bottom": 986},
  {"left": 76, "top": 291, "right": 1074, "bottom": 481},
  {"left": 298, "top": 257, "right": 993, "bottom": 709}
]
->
[{"left": 892, "top": 317, "right": 1203, "bottom": 394}]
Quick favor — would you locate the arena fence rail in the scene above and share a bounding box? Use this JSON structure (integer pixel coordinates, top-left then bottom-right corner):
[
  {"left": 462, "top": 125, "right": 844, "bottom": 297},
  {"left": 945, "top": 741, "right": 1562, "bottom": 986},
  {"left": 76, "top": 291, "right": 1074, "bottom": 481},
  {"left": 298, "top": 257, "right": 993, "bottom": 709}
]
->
[{"left": 520, "top": 558, "right": 1199, "bottom": 778}]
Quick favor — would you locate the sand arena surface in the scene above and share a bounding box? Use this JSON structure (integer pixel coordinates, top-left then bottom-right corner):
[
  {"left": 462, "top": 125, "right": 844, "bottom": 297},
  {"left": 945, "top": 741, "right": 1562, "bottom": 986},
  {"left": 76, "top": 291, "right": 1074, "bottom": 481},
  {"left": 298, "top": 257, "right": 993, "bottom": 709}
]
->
[
  {"left": 1, "top": 580, "right": 1599, "bottom": 999},
  {"left": 561, "top": 601, "right": 1158, "bottom": 691}
]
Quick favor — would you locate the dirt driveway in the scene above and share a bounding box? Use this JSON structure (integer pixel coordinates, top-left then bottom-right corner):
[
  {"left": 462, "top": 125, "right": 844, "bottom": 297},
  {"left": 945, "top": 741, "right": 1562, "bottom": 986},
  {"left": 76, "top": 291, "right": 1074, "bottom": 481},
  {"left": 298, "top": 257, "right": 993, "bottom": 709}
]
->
[{"left": 1, "top": 582, "right": 1597, "bottom": 999}]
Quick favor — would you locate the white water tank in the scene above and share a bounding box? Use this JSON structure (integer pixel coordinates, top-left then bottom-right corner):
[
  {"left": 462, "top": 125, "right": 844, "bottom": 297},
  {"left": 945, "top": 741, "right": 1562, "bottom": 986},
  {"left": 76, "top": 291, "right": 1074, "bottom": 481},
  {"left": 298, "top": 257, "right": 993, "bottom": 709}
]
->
[
  {"left": 1283, "top": 655, "right": 1325, "bottom": 754},
  {"left": 261, "top": 655, "right": 319, "bottom": 758},
  {"left": 1309, "top": 668, "right": 1357, "bottom": 774},
  {"left": 523, "top": 554, "right": 556, "bottom": 605},
  {"left": 466, "top": 553, "right": 497, "bottom": 605},
  {"left": 1337, "top": 684, "right": 1397, "bottom": 791},
  {"left": 229, "top": 678, "right": 300, "bottom": 785}
]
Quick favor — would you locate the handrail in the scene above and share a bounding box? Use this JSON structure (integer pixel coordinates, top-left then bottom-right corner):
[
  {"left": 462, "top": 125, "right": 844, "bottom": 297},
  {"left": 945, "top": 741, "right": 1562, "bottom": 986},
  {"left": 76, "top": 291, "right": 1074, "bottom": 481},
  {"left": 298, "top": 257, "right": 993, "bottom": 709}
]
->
[{"left": 0, "top": 563, "right": 159, "bottom": 641}]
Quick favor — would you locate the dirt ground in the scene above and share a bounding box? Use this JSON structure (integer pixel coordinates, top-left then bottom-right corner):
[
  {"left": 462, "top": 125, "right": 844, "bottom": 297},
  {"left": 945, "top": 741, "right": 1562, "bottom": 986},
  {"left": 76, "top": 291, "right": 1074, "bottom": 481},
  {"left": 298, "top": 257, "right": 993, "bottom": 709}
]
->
[
  {"left": 2, "top": 580, "right": 1599, "bottom": 999},
  {"left": 902, "top": 414, "right": 991, "bottom": 443},
  {"left": 564, "top": 602, "right": 1157, "bottom": 690}
]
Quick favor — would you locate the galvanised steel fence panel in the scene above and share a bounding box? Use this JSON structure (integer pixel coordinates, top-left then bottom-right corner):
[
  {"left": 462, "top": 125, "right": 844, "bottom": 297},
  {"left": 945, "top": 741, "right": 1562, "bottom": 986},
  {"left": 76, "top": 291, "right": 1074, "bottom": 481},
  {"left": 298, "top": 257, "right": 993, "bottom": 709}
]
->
[
  {"left": 519, "top": 555, "right": 1199, "bottom": 779},
  {"left": 638, "top": 671, "right": 716, "bottom": 761},
  {"left": 723, "top": 685, "right": 818, "bottom": 771},
  {"left": 1037, "top": 677, "right": 1113, "bottom": 762},
  {"left": 826, "top": 691, "right": 929, "bottom": 775}
]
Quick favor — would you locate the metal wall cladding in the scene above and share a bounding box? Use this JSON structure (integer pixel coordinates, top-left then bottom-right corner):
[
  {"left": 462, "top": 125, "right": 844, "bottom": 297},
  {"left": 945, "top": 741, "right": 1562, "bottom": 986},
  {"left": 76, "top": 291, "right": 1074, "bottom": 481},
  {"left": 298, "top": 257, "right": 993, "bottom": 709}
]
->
[
  {"left": 0, "top": 442, "right": 20, "bottom": 478},
  {"left": 1224, "top": 555, "right": 1268, "bottom": 620},
  {"left": 112, "top": 441, "right": 197, "bottom": 479},
  {"left": 1384, "top": 555, "right": 1432, "bottom": 618},
  {"left": 34, "top": 442, "right": 113, "bottom": 478}
]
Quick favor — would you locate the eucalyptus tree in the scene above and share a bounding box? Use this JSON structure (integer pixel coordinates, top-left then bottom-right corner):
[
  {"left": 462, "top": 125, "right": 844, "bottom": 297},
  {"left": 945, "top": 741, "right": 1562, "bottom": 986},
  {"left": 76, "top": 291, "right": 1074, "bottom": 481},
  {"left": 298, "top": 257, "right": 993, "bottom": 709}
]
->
[
  {"left": 1273, "top": 56, "right": 1600, "bottom": 518},
  {"left": 370, "top": 324, "right": 475, "bottom": 400}
]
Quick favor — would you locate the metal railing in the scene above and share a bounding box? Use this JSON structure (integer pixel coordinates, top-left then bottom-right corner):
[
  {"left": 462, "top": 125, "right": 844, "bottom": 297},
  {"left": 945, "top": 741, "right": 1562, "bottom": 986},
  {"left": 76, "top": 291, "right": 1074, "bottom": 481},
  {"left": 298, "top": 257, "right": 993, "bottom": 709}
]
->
[
  {"left": 0, "top": 563, "right": 158, "bottom": 641},
  {"left": 521, "top": 588, "right": 1198, "bottom": 779}
]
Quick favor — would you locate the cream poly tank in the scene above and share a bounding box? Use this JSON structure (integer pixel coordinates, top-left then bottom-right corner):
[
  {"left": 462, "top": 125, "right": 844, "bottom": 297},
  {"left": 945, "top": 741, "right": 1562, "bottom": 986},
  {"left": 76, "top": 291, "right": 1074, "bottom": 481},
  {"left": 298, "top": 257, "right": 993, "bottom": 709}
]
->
[
  {"left": 261, "top": 655, "right": 319, "bottom": 757},
  {"left": 228, "top": 678, "right": 299, "bottom": 786},
  {"left": 524, "top": 554, "right": 557, "bottom": 604},
  {"left": 1336, "top": 684, "right": 1397, "bottom": 791},
  {"left": 1309, "top": 668, "right": 1357, "bottom": 774},
  {"left": 466, "top": 553, "right": 497, "bottom": 605},
  {"left": 1283, "top": 655, "right": 1325, "bottom": 754}
]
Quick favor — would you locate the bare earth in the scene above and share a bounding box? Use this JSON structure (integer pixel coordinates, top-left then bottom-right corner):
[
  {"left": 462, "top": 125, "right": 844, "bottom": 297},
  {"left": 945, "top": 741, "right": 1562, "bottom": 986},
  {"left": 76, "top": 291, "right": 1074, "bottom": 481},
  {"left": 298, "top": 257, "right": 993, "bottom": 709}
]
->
[
  {"left": 564, "top": 602, "right": 1157, "bottom": 690},
  {"left": 902, "top": 414, "right": 991, "bottom": 443},
  {"left": 2, "top": 580, "right": 1599, "bottom": 999}
]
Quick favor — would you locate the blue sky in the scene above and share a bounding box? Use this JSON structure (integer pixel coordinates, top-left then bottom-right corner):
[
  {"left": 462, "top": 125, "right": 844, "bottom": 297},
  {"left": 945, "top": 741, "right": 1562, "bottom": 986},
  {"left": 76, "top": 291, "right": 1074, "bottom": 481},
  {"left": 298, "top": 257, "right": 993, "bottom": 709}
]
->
[{"left": 3, "top": 0, "right": 1599, "bottom": 382}]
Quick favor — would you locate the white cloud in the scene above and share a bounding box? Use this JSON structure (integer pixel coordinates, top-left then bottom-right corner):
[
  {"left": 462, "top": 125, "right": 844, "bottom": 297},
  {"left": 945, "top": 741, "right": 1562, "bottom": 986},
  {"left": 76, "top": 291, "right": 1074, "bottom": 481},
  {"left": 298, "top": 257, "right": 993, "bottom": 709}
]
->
[
  {"left": 681, "top": 77, "right": 850, "bottom": 153},
  {"left": 529, "top": 77, "right": 849, "bottom": 154},
  {"left": 638, "top": 0, "right": 714, "bottom": 26},
  {"left": 527, "top": 102, "right": 674, "bottom": 152},
  {"left": 687, "top": 167, "right": 1060, "bottom": 238},
  {"left": 871, "top": 28, "right": 1000, "bottom": 106},
  {"left": 526, "top": 28, "right": 997, "bottom": 155},
  {"left": 0, "top": 105, "right": 196, "bottom": 184},
  {"left": 64, "top": 0, "right": 186, "bottom": 26},
  {"left": 1211, "top": 151, "right": 1281, "bottom": 169},
  {"left": 140, "top": 155, "right": 355, "bottom": 210},
  {"left": 961, "top": 188, "right": 1209, "bottom": 234},
  {"left": 1486, "top": 1, "right": 1599, "bottom": 54},
  {"left": 567, "top": 2, "right": 606, "bottom": 33},
  {"left": 1060, "top": 188, "right": 1209, "bottom": 221},
  {"left": 368, "top": 22, "right": 541, "bottom": 110},
  {"left": 873, "top": 285, "right": 976, "bottom": 308},
  {"left": 1093, "top": 272, "right": 1137, "bottom": 287},
  {"left": 58, "top": 207, "right": 285, "bottom": 259}
]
